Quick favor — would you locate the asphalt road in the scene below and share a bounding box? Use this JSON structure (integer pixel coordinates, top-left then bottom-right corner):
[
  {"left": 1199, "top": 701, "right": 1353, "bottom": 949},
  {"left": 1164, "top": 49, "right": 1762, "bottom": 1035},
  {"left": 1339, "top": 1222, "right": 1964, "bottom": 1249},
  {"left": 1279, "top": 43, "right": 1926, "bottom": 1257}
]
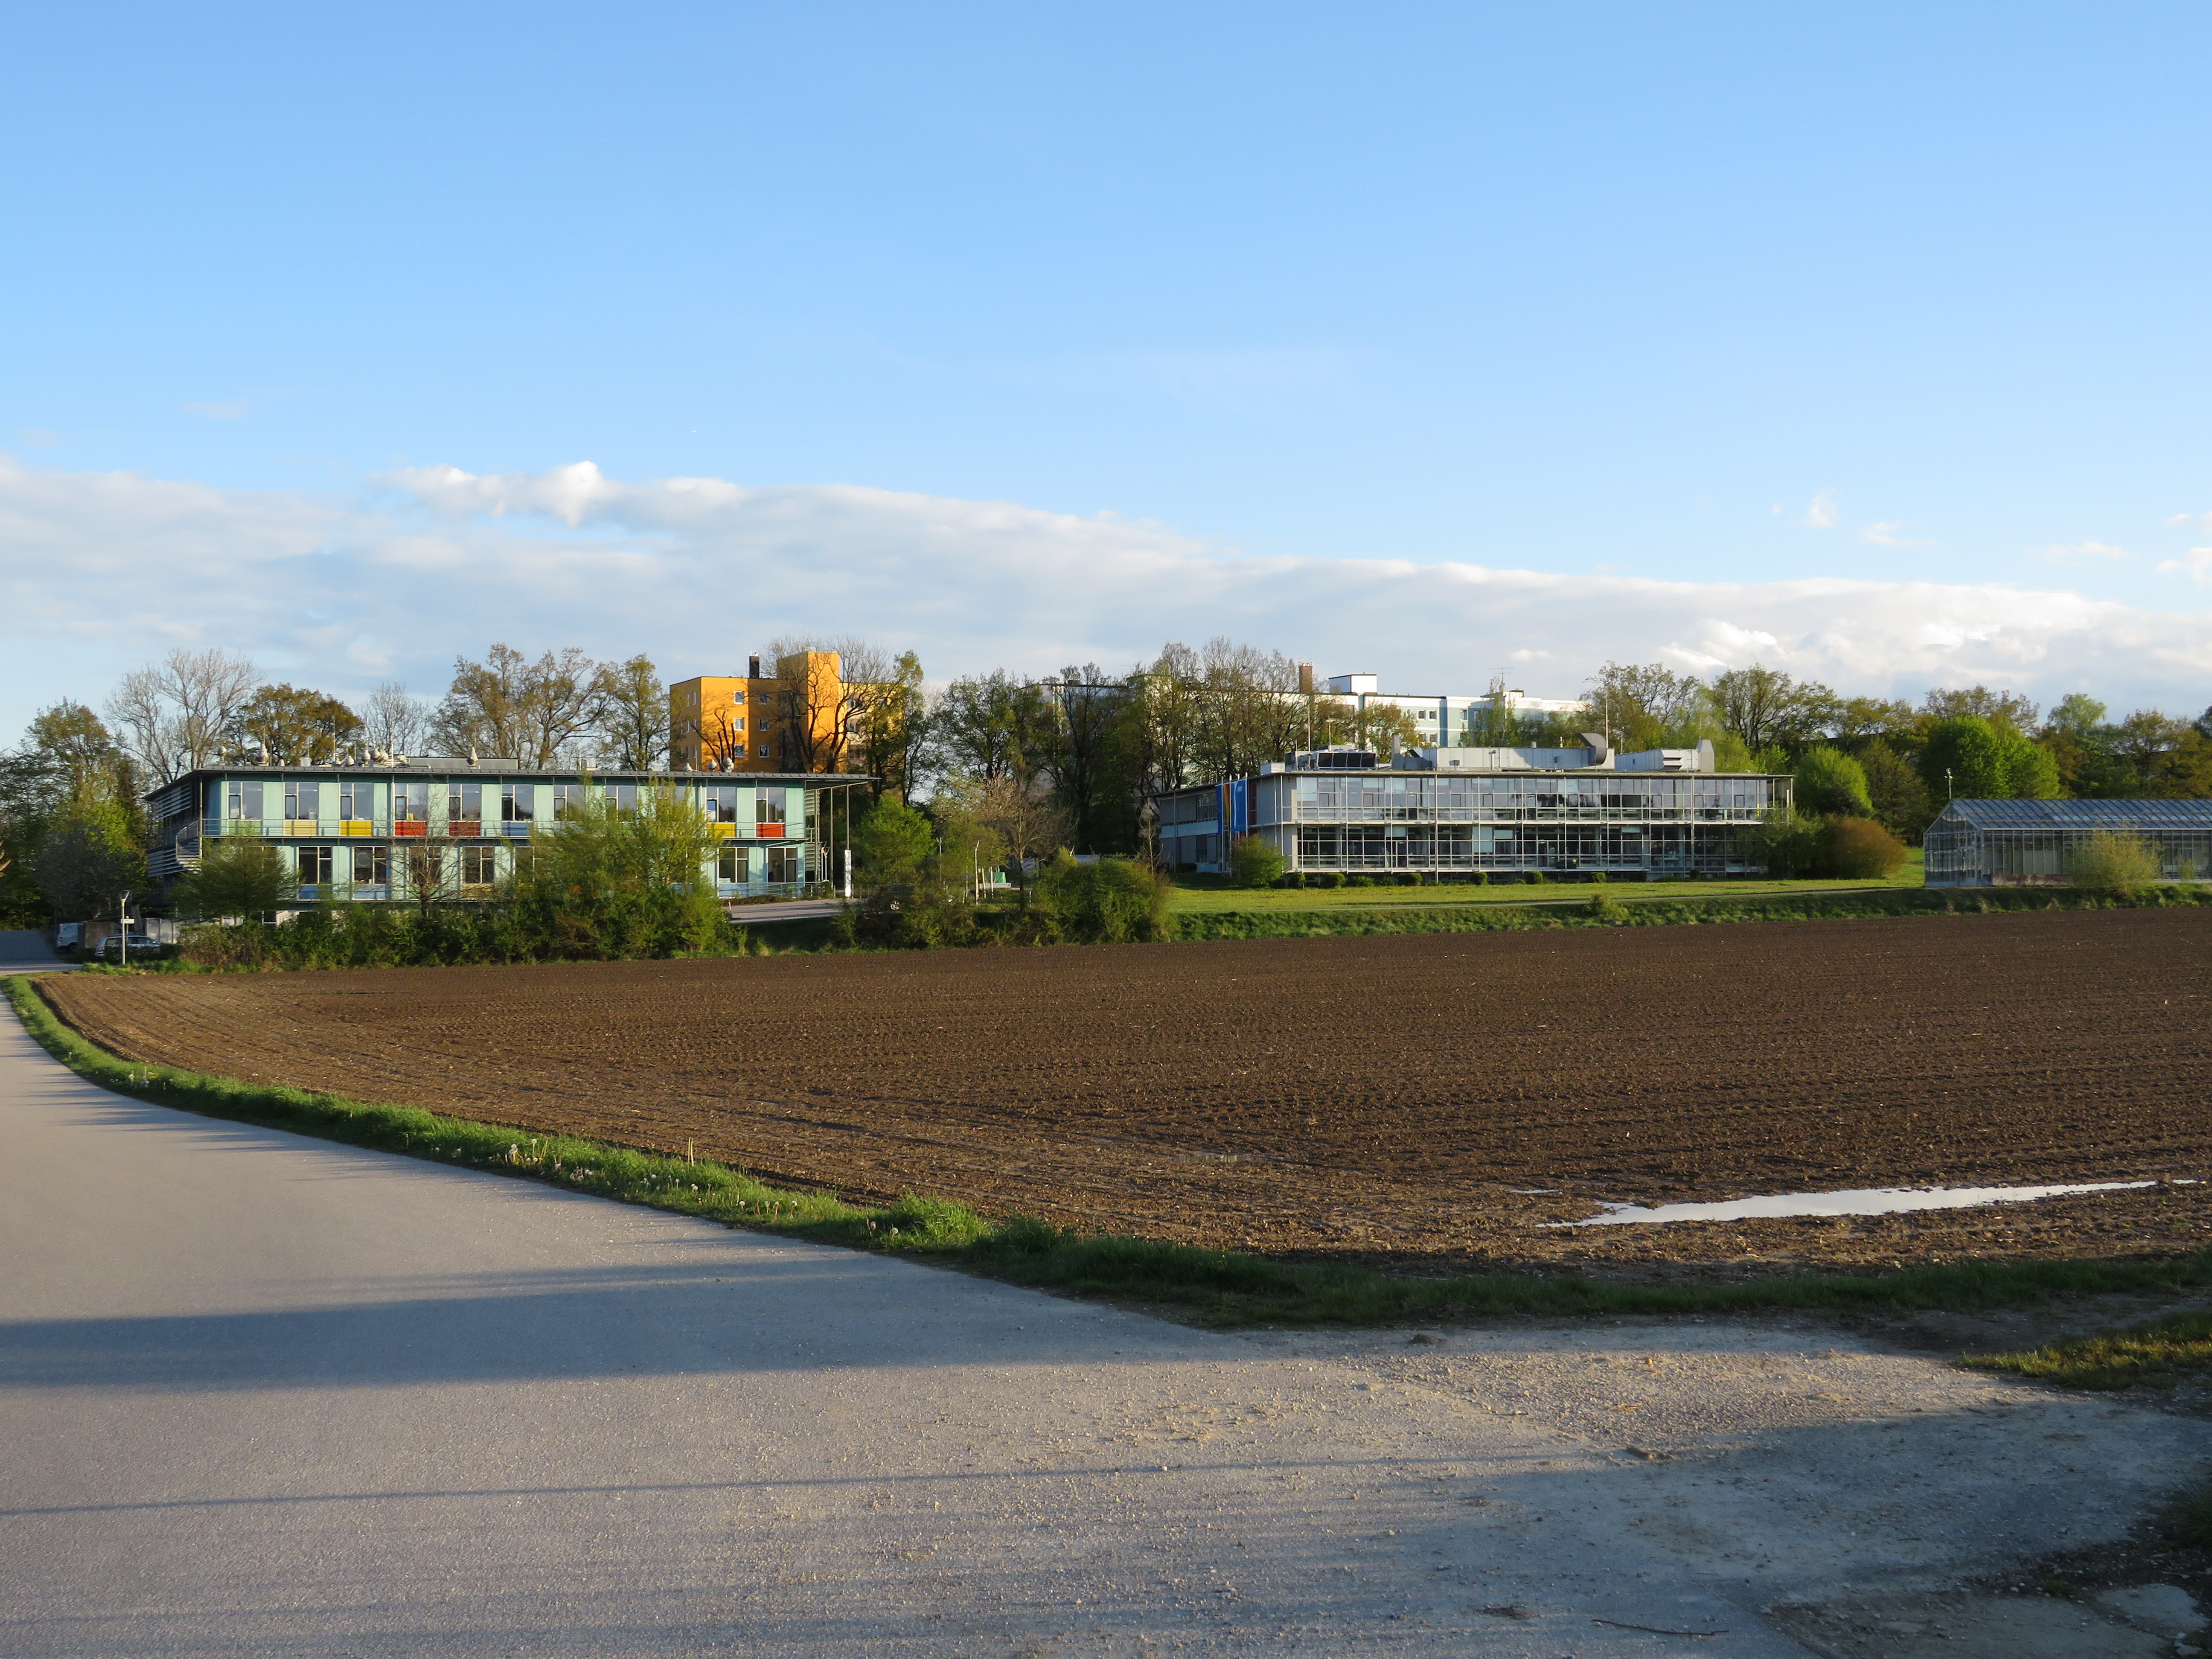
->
[
  {"left": 4, "top": 998, "right": 2205, "bottom": 1657},
  {"left": 0, "top": 930, "right": 72, "bottom": 970}
]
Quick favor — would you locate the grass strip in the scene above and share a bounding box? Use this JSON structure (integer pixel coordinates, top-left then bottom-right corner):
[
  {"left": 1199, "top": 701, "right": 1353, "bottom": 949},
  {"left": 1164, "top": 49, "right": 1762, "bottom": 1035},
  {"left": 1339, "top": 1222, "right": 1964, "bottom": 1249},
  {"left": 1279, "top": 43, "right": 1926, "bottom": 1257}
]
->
[
  {"left": 1171, "top": 885, "right": 2206, "bottom": 941},
  {"left": 13, "top": 971, "right": 2212, "bottom": 1328},
  {"left": 1961, "top": 1310, "right": 2212, "bottom": 1391}
]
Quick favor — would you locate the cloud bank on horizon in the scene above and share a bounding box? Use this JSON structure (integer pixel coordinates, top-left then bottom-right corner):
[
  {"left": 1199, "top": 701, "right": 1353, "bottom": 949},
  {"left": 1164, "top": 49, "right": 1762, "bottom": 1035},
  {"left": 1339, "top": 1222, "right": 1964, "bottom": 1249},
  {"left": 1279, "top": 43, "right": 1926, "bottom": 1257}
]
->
[{"left": 5, "top": 452, "right": 2210, "bottom": 737}]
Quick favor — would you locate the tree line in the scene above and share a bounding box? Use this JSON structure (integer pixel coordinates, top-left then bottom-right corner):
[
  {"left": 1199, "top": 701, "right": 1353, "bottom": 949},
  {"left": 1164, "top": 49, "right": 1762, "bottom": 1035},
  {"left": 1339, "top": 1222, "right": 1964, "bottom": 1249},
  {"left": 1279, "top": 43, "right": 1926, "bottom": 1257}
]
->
[{"left": 6, "top": 632, "right": 2210, "bottom": 927}]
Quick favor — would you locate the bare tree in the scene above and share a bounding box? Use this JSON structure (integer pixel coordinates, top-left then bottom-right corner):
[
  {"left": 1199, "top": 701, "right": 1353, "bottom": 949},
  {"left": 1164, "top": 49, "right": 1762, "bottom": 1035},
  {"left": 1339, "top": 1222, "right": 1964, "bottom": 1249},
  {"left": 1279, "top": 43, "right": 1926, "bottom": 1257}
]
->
[
  {"left": 765, "top": 636, "right": 908, "bottom": 774},
  {"left": 434, "top": 644, "right": 608, "bottom": 765},
  {"left": 361, "top": 682, "right": 431, "bottom": 757},
  {"left": 106, "top": 649, "right": 261, "bottom": 784}
]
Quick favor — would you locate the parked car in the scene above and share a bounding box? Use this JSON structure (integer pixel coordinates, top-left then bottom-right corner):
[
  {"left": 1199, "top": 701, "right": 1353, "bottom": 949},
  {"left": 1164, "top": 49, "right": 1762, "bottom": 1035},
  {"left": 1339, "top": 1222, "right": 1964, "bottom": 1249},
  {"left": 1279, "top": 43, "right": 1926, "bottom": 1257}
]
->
[
  {"left": 94, "top": 933, "right": 161, "bottom": 961},
  {"left": 53, "top": 922, "right": 82, "bottom": 953}
]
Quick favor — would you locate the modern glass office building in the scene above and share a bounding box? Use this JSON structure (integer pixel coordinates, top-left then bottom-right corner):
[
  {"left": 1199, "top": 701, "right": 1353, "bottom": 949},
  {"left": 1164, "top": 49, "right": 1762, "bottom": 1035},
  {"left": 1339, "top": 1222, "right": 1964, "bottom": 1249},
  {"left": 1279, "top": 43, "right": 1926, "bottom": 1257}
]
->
[
  {"left": 1922, "top": 797, "right": 2212, "bottom": 887},
  {"left": 145, "top": 762, "right": 869, "bottom": 904},
  {"left": 1154, "top": 743, "right": 1791, "bottom": 878}
]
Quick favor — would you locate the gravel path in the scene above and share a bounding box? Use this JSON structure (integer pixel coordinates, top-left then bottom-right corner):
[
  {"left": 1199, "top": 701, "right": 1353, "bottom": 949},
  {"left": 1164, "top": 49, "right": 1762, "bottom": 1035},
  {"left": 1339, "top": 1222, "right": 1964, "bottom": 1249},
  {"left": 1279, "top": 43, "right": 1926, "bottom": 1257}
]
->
[{"left": 3, "top": 1004, "right": 2206, "bottom": 1656}]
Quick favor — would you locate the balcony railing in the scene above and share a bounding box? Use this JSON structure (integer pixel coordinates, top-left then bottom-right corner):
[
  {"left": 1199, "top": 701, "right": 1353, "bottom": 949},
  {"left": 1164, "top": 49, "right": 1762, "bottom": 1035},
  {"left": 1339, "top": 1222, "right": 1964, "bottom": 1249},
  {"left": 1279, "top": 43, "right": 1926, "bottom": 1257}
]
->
[{"left": 203, "top": 818, "right": 530, "bottom": 840}]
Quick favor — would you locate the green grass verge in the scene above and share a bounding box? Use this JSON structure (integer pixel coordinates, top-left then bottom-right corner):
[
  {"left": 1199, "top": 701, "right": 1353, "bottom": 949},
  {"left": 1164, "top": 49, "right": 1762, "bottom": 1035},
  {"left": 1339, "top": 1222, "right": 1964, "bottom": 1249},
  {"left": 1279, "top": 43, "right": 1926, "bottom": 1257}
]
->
[
  {"left": 14, "top": 971, "right": 2212, "bottom": 1327},
  {"left": 1962, "top": 1310, "right": 2212, "bottom": 1391},
  {"left": 1166, "top": 856, "right": 1925, "bottom": 914},
  {"left": 1169, "top": 884, "right": 2184, "bottom": 940}
]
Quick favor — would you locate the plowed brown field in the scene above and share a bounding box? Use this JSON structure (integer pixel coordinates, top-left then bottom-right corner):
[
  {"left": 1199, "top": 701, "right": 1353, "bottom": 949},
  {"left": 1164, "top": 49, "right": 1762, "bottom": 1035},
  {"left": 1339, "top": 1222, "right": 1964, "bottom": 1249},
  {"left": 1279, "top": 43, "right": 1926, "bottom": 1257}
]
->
[{"left": 41, "top": 908, "right": 2212, "bottom": 1269}]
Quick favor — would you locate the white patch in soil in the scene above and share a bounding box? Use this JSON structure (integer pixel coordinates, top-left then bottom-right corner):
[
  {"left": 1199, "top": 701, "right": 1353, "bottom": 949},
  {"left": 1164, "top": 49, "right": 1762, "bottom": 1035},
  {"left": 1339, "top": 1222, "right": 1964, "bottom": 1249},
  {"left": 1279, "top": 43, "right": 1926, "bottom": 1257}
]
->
[{"left": 1552, "top": 1180, "right": 2160, "bottom": 1226}]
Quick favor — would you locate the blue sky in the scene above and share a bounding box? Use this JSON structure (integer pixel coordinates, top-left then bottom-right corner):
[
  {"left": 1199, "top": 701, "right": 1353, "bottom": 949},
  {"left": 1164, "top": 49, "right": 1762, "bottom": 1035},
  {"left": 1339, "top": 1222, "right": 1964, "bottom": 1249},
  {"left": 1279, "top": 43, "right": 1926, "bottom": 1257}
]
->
[{"left": 6, "top": 3, "right": 2211, "bottom": 734}]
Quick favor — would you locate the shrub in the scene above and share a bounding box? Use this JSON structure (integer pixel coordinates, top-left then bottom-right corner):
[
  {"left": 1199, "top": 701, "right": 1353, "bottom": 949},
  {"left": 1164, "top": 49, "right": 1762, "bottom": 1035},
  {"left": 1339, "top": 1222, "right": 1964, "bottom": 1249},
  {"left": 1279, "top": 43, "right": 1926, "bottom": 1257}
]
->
[
  {"left": 173, "top": 836, "right": 296, "bottom": 921},
  {"left": 1285, "top": 870, "right": 1307, "bottom": 888},
  {"left": 1032, "top": 852, "right": 1172, "bottom": 942},
  {"left": 1524, "top": 870, "right": 1545, "bottom": 885},
  {"left": 1228, "top": 834, "right": 1286, "bottom": 889},
  {"left": 1312, "top": 871, "right": 1342, "bottom": 889},
  {"left": 1817, "top": 816, "right": 1907, "bottom": 879},
  {"left": 2070, "top": 831, "right": 2162, "bottom": 895},
  {"left": 1345, "top": 874, "right": 1374, "bottom": 888},
  {"left": 1470, "top": 870, "right": 1488, "bottom": 886},
  {"left": 1754, "top": 809, "right": 1823, "bottom": 877}
]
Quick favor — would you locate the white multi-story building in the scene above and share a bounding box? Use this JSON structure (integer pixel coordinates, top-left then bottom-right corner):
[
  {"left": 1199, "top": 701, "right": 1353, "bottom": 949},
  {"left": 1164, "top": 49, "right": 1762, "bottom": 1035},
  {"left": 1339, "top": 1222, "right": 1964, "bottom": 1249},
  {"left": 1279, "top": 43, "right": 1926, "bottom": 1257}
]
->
[{"left": 1316, "top": 672, "right": 1586, "bottom": 746}]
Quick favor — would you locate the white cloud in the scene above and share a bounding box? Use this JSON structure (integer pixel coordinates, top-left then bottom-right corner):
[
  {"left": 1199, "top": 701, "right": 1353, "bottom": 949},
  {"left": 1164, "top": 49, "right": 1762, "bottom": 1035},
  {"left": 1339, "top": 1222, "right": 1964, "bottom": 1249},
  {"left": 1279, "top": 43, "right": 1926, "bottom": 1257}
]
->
[
  {"left": 2044, "top": 540, "right": 2133, "bottom": 565},
  {"left": 7, "top": 455, "right": 2212, "bottom": 741},
  {"left": 1803, "top": 491, "right": 1840, "bottom": 529},
  {"left": 2156, "top": 549, "right": 2212, "bottom": 585},
  {"left": 1861, "top": 521, "right": 1937, "bottom": 548}
]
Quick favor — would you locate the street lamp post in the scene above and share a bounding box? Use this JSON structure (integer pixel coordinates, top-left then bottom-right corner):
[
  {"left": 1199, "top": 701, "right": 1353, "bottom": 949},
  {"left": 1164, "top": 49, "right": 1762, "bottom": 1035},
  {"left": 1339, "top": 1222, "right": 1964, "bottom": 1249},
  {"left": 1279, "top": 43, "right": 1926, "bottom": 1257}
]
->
[{"left": 118, "top": 890, "right": 132, "bottom": 966}]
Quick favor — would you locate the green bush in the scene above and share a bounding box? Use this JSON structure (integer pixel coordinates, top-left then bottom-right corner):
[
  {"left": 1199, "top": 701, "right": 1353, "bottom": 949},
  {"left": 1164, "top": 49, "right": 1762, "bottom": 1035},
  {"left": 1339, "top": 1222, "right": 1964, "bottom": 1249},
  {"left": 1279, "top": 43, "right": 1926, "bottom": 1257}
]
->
[
  {"left": 2070, "top": 831, "right": 2162, "bottom": 895},
  {"left": 1817, "top": 815, "right": 1907, "bottom": 879},
  {"left": 1228, "top": 834, "right": 1286, "bottom": 888},
  {"left": 1312, "top": 871, "right": 1343, "bottom": 889},
  {"left": 1031, "top": 852, "right": 1173, "bottom": 942},
  {"left": 173, "top": 836, "right": 296, "bottom": 921}
]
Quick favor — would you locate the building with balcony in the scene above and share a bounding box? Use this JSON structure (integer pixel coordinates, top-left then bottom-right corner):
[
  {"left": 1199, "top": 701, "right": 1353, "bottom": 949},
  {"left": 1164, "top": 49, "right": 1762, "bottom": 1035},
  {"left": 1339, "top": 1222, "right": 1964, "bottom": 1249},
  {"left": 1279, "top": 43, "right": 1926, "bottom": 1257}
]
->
[
  {"left": 144, "top": 760, "right": 868, "bottom": 906},
  {"left": 1154, "top": 738, "right": 1790, "bottom": 878}
]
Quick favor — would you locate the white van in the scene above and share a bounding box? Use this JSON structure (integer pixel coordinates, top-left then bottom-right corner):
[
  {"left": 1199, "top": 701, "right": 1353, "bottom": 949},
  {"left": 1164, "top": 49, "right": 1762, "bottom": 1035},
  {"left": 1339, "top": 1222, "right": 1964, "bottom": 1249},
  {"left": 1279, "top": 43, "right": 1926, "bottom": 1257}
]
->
[{"left": 54, "top": 922, "right": 82, "bottom": 952}]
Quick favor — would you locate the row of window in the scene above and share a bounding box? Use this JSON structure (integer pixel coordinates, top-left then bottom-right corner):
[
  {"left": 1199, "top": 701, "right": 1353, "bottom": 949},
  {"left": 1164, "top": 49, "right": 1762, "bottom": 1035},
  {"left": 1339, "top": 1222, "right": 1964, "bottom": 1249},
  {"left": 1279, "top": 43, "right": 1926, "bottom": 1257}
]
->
[
  {"left": 291, "top": 843, "right": 809, "bottom": 889},
  {"left": 228, "top": 780, "right": 795, "bottom": 827}
]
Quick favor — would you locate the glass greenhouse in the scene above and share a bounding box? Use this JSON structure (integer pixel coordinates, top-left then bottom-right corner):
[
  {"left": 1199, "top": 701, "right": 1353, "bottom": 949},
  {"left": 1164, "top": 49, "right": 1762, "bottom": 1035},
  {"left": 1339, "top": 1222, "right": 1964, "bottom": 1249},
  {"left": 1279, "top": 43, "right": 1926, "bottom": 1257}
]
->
[{"left": 1922, "top": 797, "right": 2212, "bottom": 887}]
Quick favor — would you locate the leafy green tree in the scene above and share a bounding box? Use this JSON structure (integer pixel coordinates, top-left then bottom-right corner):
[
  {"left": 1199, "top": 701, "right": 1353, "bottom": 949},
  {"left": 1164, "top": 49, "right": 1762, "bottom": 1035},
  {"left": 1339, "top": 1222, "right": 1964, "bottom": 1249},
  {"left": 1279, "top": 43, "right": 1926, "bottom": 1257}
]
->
[
  {"left": 228, "top": 684, "right": 364, "bottom": 764},
  {"left": 508, "top": 783, "right": 724, "bottom": 957},
  {"left": 1229, "top": 834, "right": 1286, "bottom": 888},
  {"left": 1792, "top": 746, "right": 1873, "bottom": 816},
  {"left": 855, "top": 649, "right": 929, "bottom": 802},
  {"left": 1711, "top": 665, "right": 1840, "bottom": 753},
  {"left": 1752, "top": 808, "right": 1823, "bottom": 877},
  {"left": 35, "top": 801, "right": 145, "bottom": 920},
  {"left": 2, "top": 704, "right": 145, "bottom": 925},
  {"left": 1918, "top": 716, "right": 2058, "bottom": 801},
  {"left": 1858, "top": 739, "right": 1933, "bottom": 841},
  {"left": 172, "top": 836, "right": 296, "bottom": 920},
  {"left": 595, "top": 655, "right": 667, "bottom": 770},
  {"left": 851, "top": 799, "right": 935, "bottom": 893}
]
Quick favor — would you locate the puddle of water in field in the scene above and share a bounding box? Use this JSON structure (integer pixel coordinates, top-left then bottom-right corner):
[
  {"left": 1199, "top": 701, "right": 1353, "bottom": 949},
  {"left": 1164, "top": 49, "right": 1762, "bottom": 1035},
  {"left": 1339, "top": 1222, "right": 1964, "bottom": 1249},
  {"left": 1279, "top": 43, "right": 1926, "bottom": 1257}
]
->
[{"left": 1551, "top": 1179, "right": 2162, "bottom": 1226}]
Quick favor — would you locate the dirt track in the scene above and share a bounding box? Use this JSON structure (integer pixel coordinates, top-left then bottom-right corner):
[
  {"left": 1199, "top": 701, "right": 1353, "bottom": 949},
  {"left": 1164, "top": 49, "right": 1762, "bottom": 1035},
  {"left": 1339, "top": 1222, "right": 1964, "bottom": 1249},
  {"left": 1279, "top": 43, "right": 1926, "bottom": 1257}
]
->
[{"left": 41, "top": 908, "right": 2212, "bottom": 1269}]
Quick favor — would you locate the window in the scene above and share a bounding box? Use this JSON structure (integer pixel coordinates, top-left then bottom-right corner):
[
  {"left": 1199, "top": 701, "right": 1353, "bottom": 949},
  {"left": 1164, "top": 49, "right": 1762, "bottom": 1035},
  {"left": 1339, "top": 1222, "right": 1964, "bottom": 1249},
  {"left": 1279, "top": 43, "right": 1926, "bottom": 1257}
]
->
[
  {"left": 705, "top": 785, "right": 739, "bottom": 824},
  {"left": 284, "top": 782, "right": 313, "bottom": 820},
  {"left": 765, "top": 844, "right": 802, "bottom": 883},
  {"left": 733, "top": 715, "right": 746, "bottom": 731},
  {"left": 461, "top": 846, "right": 498, "bottom": 886},
  {"left": 608, "top": 783, "right": 638, "bottom": 816},
  {"left": 552, "top": 783, "right": 588, "bottom": 820},
  {"left": 718, "top": 845, "right": 743, "bottom": 882},
  {"left": 352, "top": 845, "right": 390, "bottom": 886},
  {"left": 755, "top": 789, "right": 786, "bottom": 835},
  {"left": 448, "top": 781, "right": 483, "bottom": 827},
  {"left": 297, "top": 846, "right": 332, "bottom": 885},
  {"left": 501, "top": 782, "right": 535, "bottom": 822},
  {"left": 755, "top": 743, "right": 769, "bottom": 758},
  {"left": 226, "top": 780, "right": 264, "bottom": 821},
  {"left": 339, "top": 780, "right": 371, "bottom": 821},
  {"left": 395, "top": 781, "right": 428, "bottom": 823}
]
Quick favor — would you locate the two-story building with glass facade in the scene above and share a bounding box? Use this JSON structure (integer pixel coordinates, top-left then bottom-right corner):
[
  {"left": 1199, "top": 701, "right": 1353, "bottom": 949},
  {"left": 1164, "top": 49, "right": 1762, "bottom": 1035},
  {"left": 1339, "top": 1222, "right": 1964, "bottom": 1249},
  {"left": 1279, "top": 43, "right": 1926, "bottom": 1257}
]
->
[
  {"left": 144, "top": 760, "right": 868, "bottom": 905},
  {"left": 1154, "top": 740, "right": 1791, "bottom": 879}
]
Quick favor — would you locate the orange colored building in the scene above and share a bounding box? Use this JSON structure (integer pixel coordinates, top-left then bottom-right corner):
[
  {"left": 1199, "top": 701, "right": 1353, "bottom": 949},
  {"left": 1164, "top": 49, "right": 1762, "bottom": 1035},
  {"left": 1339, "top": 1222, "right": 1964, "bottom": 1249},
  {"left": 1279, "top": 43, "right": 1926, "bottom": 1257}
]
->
[{"left": 670, "top": 651, "right": 860, "bottom": 774}]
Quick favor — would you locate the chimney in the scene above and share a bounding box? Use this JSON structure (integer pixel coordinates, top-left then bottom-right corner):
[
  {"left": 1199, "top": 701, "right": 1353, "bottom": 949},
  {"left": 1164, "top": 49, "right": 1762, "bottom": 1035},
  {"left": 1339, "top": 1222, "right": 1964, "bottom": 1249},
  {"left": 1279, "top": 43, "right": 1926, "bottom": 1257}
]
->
[
  {"left": 1298, "top": 662, "right": 1314, "bottom": 695},
  {"left": 748, "top": 654, "right": 762, "bottom": 679}
]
